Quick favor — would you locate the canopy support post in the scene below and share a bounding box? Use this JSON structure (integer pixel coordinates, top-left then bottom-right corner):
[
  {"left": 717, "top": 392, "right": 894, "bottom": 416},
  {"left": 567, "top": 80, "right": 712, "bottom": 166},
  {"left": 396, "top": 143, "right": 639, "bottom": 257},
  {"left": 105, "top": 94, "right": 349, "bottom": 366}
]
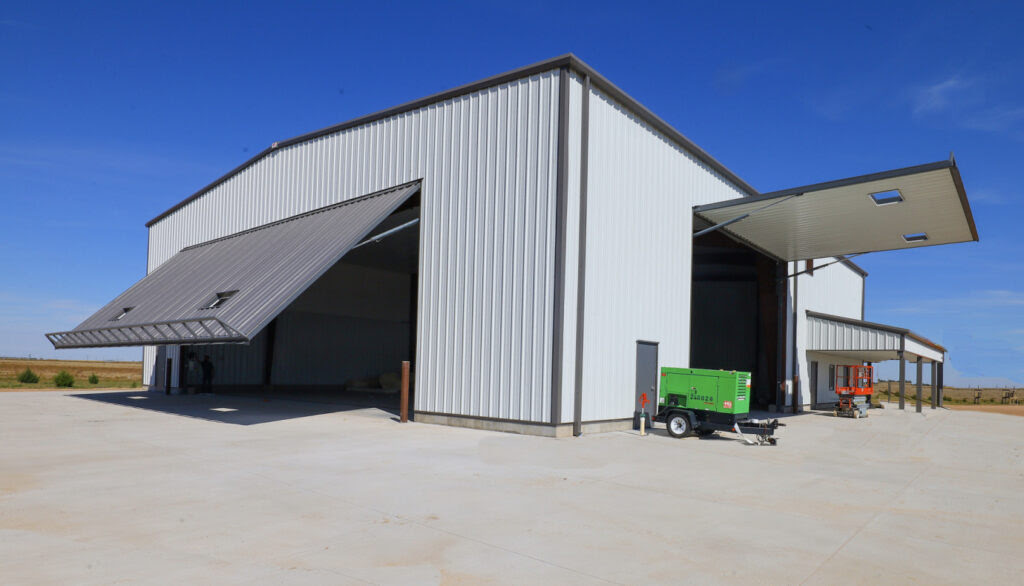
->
[
  {"left": 937, "top": 362, "right": 944, "bottom": 407},
  {"left": 916, "top": 356, "right": 924, "bottom": 413},
  {"left": 775, "top": 262, "right": 788, "bottom": 411},
  {"left": 898, "top": 346, "right": 906, "bottom": 410},
  {"left": 931, "top": 361, "right": 938, "bottom": 409}
]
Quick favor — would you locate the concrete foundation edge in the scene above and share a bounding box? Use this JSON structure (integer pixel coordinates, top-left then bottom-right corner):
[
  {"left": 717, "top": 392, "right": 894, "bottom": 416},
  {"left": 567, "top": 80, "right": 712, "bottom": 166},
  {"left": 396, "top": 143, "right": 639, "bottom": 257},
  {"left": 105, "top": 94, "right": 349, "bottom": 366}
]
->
[{"left": 415, "top": 413, "right": 631, "bottom": 438}]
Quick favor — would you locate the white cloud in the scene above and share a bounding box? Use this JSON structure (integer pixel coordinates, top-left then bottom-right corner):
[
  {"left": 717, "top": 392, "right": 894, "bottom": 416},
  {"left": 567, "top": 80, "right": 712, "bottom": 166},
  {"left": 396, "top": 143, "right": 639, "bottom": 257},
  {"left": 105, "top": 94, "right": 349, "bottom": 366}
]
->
[
  {"left": 912, "top": 75, "right": 973, "bottom": 116},
  {"left": 962, "top": 105, "right": 1024, "bottom": 135},
  {"left": 910, "top": 74, "right": 1024, "bottom": 140},
  {"left": 891, "top": 289, "right": 1024, "bottom": 313},
  {"left": 969, "top": 189, "right": 1013, "bottom": 205}
]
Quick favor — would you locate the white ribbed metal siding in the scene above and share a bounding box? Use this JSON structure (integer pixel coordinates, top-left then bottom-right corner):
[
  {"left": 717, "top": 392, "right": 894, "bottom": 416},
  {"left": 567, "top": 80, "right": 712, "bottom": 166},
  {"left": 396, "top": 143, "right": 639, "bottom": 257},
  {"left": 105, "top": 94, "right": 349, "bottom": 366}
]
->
[
  {"left": 145, "top": 70, "right": 562, "bottom": 422},
  {"left": 806, "top": 314, "right": 899, "bottom": 352},
  {"left": 796, "top": 260, "right": 864, "bottom": 321},
  {"left": 202, "top": 330, "right": 266, "bottom": 385},
  {"left": 806, "top": 313, "right": 942, "bottom": 358},
  {"left": 578, "top": 86, "right": 747, "bottom": 422},
  {"left": 794, "top": 261, "right": 865, "bottom": 405}
]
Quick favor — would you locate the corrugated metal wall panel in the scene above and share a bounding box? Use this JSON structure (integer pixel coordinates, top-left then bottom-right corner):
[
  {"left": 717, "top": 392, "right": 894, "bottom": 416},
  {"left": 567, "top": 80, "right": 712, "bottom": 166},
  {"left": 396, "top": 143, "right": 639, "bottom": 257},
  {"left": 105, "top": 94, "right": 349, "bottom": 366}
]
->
[
  {"left": 145, "top": 71, "right": 561, "bottom": 422},
  {"left": 580, "top": 87, "right": 747, "bottom": 422},
  {"left": 805, "top": 314, "right": 901, "bottom": 351},
  {"left": 200, "top": 329, "right": 266, "bottom": 386},
  {"left": 271, "top": 311, "right": 409, "bottom": 385},
  {"left": 793, "top": 260, "right": 865, "bottom": 405}
]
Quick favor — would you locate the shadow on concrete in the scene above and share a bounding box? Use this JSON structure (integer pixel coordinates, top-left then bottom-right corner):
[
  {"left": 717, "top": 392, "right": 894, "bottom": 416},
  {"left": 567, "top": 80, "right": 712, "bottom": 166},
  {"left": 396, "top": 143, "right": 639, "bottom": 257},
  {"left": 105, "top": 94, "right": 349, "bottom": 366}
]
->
[
  {"left": 71, "top": 391, "right": 392, "bottom": 426},
  {"left": 217, "top": 386, "right": 400, "bottom": 414}
]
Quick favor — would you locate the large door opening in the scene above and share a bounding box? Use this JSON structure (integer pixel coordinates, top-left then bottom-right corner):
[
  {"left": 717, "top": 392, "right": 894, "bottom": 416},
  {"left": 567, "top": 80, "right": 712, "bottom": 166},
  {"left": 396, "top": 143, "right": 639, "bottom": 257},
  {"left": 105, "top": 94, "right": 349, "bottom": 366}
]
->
[
  {"left": 182, "top": 195, "right": 421, "bottom": 411},
  {"left": 690, "top": 231, "right": 781, "bottom": 410}
]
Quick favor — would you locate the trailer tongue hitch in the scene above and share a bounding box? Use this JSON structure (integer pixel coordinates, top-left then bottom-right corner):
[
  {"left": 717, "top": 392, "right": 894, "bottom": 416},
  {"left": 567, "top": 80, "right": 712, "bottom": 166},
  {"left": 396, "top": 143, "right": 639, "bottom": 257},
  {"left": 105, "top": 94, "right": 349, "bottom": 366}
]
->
[
  {"left": 732, "top": 423, "right": 758, "bottom": 445},
  {"left": 733, "top": 419, "right": 782, "bottom": 446}
]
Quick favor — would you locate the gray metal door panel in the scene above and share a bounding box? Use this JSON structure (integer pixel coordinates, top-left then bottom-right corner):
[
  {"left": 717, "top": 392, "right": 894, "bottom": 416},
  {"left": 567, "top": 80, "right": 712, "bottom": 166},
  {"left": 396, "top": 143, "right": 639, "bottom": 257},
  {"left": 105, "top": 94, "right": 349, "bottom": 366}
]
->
[
  {"left": 809, "top": 361, "right": 819, "bottom": 408},
  {"left": 635, "top": 341, "right": 659, "bottom": 418}
]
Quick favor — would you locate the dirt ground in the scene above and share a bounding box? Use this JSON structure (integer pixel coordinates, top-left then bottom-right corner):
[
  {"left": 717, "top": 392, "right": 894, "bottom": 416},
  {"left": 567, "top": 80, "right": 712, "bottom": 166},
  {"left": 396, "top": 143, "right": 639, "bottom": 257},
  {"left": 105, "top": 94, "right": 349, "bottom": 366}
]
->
[
  {"left": 948, "top": 404, "right": 1024, "bottom": 417},
  {"left": 0, "top": 358, "right": 142, "bottom": 390},
  {"left": 875, "top": 380, "right": 1022, "bottom": 406}
]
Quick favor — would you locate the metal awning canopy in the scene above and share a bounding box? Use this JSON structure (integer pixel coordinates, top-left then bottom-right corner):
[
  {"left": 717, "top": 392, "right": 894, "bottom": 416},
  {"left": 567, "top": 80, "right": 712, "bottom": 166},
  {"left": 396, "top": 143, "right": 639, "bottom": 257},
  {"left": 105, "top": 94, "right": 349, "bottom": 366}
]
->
[
  {"left": 46, "top": 181, "right": 420, "bottom": 349},
  {"left": 693, "top": 158, "right": 978, "bottom": 261},
  {"left": 806, "top": 311, "right": 945, "bottom": 364}
]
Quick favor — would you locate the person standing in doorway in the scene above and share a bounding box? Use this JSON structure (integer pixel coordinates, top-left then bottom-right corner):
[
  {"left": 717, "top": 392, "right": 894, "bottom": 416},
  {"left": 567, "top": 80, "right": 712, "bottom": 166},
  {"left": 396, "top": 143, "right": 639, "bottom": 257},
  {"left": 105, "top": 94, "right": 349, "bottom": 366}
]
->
[{"left": 201, "top": 355, "right": 215, "bottom": 394}]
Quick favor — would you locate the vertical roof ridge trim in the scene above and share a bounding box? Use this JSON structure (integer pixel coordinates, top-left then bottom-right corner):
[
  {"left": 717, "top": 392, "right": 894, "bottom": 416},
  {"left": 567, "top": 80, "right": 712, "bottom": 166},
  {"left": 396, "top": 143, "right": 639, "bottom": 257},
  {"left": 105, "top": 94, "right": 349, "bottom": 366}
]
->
[{"left": 146, "top": 54, "right": 758, "bottom": 228}]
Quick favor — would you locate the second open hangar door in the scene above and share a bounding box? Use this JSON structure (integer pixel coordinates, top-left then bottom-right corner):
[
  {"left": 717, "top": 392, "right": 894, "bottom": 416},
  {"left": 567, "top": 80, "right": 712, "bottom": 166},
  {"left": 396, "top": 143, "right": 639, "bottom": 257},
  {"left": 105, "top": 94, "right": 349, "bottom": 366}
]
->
[
  {"left": 691, "top": 159, "right": 978, "bottom": 411},
  {"left": 689, "top": 230, "right": 780, "bottom": 410}
]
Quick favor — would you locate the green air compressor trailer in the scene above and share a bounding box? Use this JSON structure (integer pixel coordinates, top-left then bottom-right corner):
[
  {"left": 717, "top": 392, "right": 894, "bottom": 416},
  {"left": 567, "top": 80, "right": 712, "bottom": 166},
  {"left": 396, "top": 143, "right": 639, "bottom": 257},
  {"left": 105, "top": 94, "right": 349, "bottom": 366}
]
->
[{"left": 653, "top": 367, "right": 782, "bottom": 444}]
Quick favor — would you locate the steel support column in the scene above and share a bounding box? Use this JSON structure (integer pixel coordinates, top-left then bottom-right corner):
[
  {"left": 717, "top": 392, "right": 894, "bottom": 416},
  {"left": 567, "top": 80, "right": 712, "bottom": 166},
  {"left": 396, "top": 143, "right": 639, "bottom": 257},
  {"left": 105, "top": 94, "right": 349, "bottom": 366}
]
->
[
  {"left": 938, "top": 362, "right": 944, "bottom": 407},
  {"left": 791, "top": 262, "right": 799, "bottom": 414},
  {"left": 916, "top": 356, "right": 923, "bottom": 413},
  {"left": 931, "top": 361, "right": 938, "bottom": 409},
  {"left": 898, "top": 350, "right": 906, "bottom": 410},
  {"left": 776, "top": 263, "right": 788, "bottom": 412}
]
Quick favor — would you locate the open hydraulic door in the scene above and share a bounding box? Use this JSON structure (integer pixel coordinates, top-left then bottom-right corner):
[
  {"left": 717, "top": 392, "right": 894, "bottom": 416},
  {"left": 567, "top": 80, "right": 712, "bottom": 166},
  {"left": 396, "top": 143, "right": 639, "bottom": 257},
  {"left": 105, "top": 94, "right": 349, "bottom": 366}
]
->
[
  {"left": 693, "top": 158, "right": 978, "bottom": 261},
  {"left": 46, "top": 181, "right": 421, "bottom": 349}
]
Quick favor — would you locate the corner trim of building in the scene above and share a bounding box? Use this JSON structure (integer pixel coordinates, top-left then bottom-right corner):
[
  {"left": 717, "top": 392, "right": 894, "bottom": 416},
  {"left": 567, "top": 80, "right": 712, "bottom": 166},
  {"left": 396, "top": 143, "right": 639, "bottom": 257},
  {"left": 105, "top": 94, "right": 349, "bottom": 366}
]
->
[
  {"left": 573, "top": 73, "right": 591, "bottom": 437},
  {"left": 551, "top": 66, "right": 571, "bottom": 425}
]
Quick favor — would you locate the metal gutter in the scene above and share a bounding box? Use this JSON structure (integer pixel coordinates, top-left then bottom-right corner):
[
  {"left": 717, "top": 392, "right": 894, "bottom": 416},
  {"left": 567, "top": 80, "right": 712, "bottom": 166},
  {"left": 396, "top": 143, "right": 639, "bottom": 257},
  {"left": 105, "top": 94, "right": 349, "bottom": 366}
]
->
[{"left": 147, "top": 53, "right": 757, "bottom": 228}]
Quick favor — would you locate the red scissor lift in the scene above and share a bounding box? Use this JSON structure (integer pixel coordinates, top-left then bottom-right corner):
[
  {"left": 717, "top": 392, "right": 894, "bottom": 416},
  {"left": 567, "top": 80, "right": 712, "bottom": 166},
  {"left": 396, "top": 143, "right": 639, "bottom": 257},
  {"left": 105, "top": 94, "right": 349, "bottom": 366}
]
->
[{"left": 834, "top": 364, "right": 873, "bottom": 418}]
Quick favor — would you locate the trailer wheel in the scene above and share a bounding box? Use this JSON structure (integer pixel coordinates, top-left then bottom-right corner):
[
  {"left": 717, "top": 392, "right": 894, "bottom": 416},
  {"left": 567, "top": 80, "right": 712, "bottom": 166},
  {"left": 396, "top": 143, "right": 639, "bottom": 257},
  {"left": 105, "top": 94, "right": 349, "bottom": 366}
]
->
[{"left": 666, "top": 412, "right": 691, "bottom": 438}]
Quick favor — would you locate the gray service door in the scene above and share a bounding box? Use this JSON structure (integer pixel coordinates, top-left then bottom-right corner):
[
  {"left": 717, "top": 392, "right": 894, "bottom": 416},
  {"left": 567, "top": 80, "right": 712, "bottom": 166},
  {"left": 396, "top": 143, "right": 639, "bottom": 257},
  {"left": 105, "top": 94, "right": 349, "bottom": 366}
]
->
[{"left": 635, "top": 341, "right": 659, "bottom": 419}]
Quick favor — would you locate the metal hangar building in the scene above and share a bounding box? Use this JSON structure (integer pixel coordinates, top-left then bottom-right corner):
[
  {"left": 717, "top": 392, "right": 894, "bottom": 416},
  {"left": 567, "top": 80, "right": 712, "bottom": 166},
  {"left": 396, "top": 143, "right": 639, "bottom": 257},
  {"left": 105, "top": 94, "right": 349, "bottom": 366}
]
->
[{"left": 48, "top": 54, "right": 976, "bottom": 436}]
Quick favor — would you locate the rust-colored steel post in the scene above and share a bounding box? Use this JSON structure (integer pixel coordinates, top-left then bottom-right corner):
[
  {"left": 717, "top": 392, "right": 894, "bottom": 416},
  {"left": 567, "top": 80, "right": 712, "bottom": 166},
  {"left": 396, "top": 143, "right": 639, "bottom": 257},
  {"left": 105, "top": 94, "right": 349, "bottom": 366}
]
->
[{"left": 400, "top": 361, "right": 410, "bottom": 423}]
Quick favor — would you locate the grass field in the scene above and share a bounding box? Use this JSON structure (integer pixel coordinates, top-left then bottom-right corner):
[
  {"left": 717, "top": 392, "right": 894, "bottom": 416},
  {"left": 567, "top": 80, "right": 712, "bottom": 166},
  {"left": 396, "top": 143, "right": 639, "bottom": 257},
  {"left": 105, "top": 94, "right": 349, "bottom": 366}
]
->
[{"left": 0, "top": 358, "right": 142, "bottom": 390}]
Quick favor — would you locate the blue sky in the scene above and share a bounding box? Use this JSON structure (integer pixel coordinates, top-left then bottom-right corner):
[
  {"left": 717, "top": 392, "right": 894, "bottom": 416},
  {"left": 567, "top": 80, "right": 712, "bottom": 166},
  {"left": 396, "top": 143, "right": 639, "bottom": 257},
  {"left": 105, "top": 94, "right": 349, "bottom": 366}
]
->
[{"left": 1, "top": 1, "right": 1021, "bottom": 385}]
